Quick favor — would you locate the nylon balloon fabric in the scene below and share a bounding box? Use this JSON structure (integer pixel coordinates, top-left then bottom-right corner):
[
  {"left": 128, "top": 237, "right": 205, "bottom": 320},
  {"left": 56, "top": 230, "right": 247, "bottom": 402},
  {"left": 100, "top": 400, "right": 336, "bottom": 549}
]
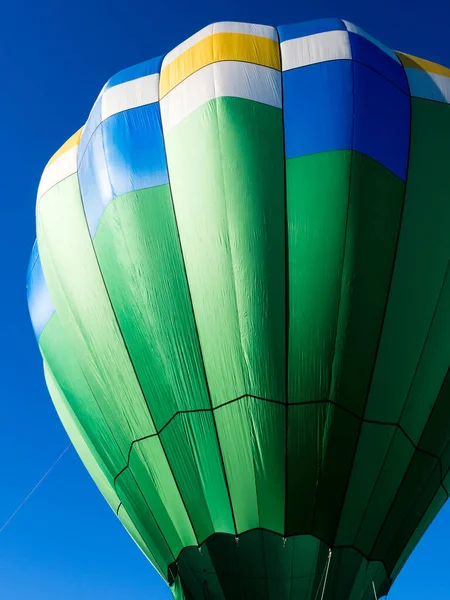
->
[{"left": 27, "top": 18, "right": 450, "bottom": 600}]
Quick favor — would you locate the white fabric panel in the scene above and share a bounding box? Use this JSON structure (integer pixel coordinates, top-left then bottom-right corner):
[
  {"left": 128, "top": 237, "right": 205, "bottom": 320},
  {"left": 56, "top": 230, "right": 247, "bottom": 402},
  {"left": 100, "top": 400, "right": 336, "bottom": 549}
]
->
[
  {"left": 37, "top": 145, "right": 79, "bottom": 202},
  {"left": 343, "top": 21, "right": 401, "bottom": 64},
  {"left": 280, "top": 30, "right": 351, "bottom": 71},
  {"left": 163, "top": 22, "right": 278, "bottom": 67},
  {"left": 101, "top": 73, "right": 160, "bottom": 120},
  {"left": 406, "top": 69, "right": 450, "bottom": 104},
  {"left": 160, "top": 61, "right": 282, "bottom": 133}
]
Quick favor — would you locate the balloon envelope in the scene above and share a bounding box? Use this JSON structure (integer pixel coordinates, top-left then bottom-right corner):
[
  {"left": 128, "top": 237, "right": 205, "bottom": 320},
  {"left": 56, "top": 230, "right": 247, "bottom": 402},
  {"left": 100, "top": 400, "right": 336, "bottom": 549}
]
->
[{"left": 28, "top": 17, "right": 450, "bottom": 600}]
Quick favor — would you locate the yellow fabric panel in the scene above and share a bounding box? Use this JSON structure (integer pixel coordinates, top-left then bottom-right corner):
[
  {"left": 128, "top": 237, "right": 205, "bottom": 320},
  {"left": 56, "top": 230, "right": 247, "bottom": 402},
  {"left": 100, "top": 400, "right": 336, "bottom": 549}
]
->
[
  {"left": 45, "top": 127, "right": 83, "bottom": 169},
  {"left": 397, "top": 52, "right": 450, "bottom": 78},
  {"left": 160, "top": 33, "right": 281, "bottom": 98}
]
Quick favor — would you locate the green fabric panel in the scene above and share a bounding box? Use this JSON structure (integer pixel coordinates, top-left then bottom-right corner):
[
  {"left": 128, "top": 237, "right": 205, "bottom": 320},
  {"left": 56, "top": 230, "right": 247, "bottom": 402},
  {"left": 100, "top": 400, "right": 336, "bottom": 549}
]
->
[
  {"left": 329, "top": 153, "right": 405, "bottom": 414},
  {"left": 41, "top": 321, "right": 183, "bottom": 584},
  {"left": 127, "top": 436, "right": 197, "bottom": 556},
  {"left": 291, "top": 535, "right": 322, "bottom": 599},
  {"left": 43, "top": 361, "right": 120, "bottom": 512},
  {"left": 286, "top": 151, "right": 350, "bottom": 404},
  {"left": 286, "top": 151, "right": 404, "bottom": 414},
  {"left": 164, "top": 97, "right": 286, "bottom": 407},
  {"left": 365, "top": 99, "right": 450, "bottom": 423},
  {"left": 336, "top": 423, "right": 395, "bottom": 546},
  {"left": 262, "top": 533, "right": 292, "bottom": 599},
  {"left": 93, "top": 186, "right": 210, "bottom": 430},
  {"left": 118, "top": 504, "right": 167, "bottom": 581},
  {"left": 438, "top": 431, "right": 450, "bottom": 478},
  {"left": 372, "top": 452, "right": 440, "bottom": 565},
  {"left": 169, "top": 530, "right": 391, "bottom": 599},
  {"left": 418, "top": 368, "right": 450, "bottom": 458},
  {"left": 389, "top": 485, "right": 447, "bottom": 581},
  {"left": 336, "top": 425, "right": 413, "bottom": 553},
  {"left": 39, "top": 313, "right": 123, "bottom": 477},
  {"left": 383, "top": 462, "right": 443, "bottom": 573},
  {"left": 115, "top": 467, "right": 174, "bottom": 574},
  {"left": 286, "top": 403, "right": 359, "bottom": 539},
  {"left": 399, "top": 271, "right": 450, "bottom": 445},
  {"left": 352, "top": 429, "right": 413, "bottom": 557},
  {"left": 346, "top": 559, "right": 385, "bottom": 600},
  {"left": 202, "top": 535, "right": 246, "bottom": 599},
  {"left": 159, "top": 411, "right": 234, "bottom": 542},
  {"left": 171, "top": 577, "right": 188, "bottom": 600},
  {"left": 176, "top": 543, "right": 225, "bottom": 598},
  {"left": 36, "top": 175, "right": 156, "bottom": 459},
  {"left": 326, "top": 548, "right": 364, "bottom": 600},
  {"left": 215, "top": 531, "right": 269, "bottom": 599},
  {"left": 214, "top": 398, "right": 285, "bottom": 534}
]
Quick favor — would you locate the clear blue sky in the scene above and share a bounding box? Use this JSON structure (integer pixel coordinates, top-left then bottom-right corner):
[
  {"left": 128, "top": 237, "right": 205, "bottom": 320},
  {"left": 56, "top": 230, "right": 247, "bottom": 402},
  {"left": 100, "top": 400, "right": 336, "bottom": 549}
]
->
[{"left": 1, "top": 0, "right": 449, "bottom": 598}]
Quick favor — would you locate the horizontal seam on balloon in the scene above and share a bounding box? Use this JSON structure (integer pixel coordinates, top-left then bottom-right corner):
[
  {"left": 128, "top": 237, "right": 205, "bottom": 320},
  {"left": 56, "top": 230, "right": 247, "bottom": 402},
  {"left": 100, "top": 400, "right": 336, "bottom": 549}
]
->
[
  {"left": 86, "top": 181, "right": 170, "bottom": 238},
  {"left": 76, "top": 100, "right": 162, "bottom": 169},
  {"left": 163, "top": 29, "right": 280, "bottom": 68},
  {"left": 162, "top": 95, "right": 282, "bottom": 134},
  {"left": 285, "top": 148, "right": 407, "bottom": 182},
  {"left": 27, "top": 244, "right": 40, "bottom": 275},
  {"left": 35, "top": 306, "right": 57, "bottom": 341},
  {"left": 411, "top": 94, "right": 450, "bottom": 107},
  {"left": 165, "top": 527, "right": 392, "bottom": 586},
  {"left": 112, "top": 395, "right": 449, "bottom": 487},
  {"left": 159, "top": 60, "right": 282, "bottom": 100},
  {"left": 282, "top": 56, "right": 409, "bottom": 96},
  {"left": 36, "top": 171, "right": 79, "bottom": 205}
]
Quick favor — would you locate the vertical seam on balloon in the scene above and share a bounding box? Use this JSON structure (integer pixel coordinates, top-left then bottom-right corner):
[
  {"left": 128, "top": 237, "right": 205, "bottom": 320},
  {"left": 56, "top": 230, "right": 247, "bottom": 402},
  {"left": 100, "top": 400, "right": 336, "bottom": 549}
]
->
[
  {"left": 38, "top": 195, "right": 128, "bottom": 475},
  {"left": 378, "top": 367, "right": 450, "bottom": 559},
  {"left": 74, "top": 133, "right": 198, "bottom": 556},
  {"left": 395, "top": 261, "right": 450, "bottom": 435},
  {"left": 331, "top": 53, "right": 412, "bottom": 550},
  {"left": 322, "top": 55, "right": 355, "bottom": 543},
  {"left": 40, "top": 166, "right": 174, "bottom": 570},
  {"left": 348, "top": 261, "right": 450, "bottom": 544},
  {"left": 116, "top": 503, "right": 167, "bottom": 582},
  {"left": 371, "top": 455, "right": 442, "bottom": 567},
  {"left": 421, "top": 368, "right": 450, "bottom": 496},
  {"left": 276, "top": 26, "right": 290, "bottom": 547},
  {"left": 349, "top": 424, "right": 399, "bottom": 549},
  {"left": 362, "top": 62, "right": 419, "bottom": 561},
  {"left": 289, "top": 535, "right": 295, "bottom": 600},
  {"left": 158, "top": 63, "right": 239, "bottom": 538},
  {"left": 211, "top": 56, "right": 261, "bottom": 536},
  {"left": 124, "top": 468, "right": 176, "bottom": 565}
]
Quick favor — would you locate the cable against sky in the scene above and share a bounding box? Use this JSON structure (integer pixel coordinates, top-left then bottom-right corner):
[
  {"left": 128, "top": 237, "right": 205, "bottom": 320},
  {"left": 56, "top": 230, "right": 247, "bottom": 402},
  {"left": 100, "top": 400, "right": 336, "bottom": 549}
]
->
[{"left": 0, "top": 444, "right": 72, "bottom": 535}]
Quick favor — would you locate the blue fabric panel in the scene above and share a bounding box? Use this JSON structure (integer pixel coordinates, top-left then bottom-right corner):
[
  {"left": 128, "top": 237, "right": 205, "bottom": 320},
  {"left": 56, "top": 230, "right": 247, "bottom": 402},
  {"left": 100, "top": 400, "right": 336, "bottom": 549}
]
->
[
  {"left": 352, "top": 62, "right": 410, "bottom": 180},
  {"left": 78, "top": 97, "right": 102, "bottom": 165},
  {"left": 349, "top": 32, "right": 409, "bottom": 93},
  {"left": 104, "top": 56, "right": 164, "bottom": 90},
  {"left": 102, "top": 103, "right": 169, "bottom": 198},
  {"left": 27, "top": 242, "right": 55, "bottom": 339},
  {"left": 277, "top": 18, "right": 345, "bottom": 42},
  {"left": 283, "top": 61, "right": 353, "bottom": 159},
  {"left": 78, "top": 126, "right": 113, "bottom": 236}
]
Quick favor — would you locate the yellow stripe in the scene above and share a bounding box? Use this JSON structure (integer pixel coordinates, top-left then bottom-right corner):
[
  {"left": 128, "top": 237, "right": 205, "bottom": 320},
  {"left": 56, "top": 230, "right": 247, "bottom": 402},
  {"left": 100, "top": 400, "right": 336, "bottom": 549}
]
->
[
  {"left": 160, "top": 33, "right": 281, "bottom": 98},
  {"left": 397, "top": 52, "right": 450, "bottom": 78},
  {"left": 45, "top": 127, "right": 83, "bottom": 169}
]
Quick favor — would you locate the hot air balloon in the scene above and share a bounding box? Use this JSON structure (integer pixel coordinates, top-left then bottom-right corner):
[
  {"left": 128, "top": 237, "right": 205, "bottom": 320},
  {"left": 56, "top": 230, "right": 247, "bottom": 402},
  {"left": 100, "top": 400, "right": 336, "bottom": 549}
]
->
[{"left": 27, "top": 17, "right": 450, "bottom": 599}]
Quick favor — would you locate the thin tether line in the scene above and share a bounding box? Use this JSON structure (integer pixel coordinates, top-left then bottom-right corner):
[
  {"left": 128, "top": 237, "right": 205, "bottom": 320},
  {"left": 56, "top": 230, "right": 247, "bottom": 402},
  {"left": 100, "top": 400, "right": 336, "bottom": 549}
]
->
[{"left": 0, "top": 444, "right": 72, "bottom": 535}]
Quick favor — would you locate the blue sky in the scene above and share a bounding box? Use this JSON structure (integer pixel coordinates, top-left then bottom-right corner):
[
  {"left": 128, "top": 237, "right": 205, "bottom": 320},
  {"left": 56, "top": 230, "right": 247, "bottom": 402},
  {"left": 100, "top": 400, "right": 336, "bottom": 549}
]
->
[{"left": 1, "top": 0, "right": 449, "bottom": 598}]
